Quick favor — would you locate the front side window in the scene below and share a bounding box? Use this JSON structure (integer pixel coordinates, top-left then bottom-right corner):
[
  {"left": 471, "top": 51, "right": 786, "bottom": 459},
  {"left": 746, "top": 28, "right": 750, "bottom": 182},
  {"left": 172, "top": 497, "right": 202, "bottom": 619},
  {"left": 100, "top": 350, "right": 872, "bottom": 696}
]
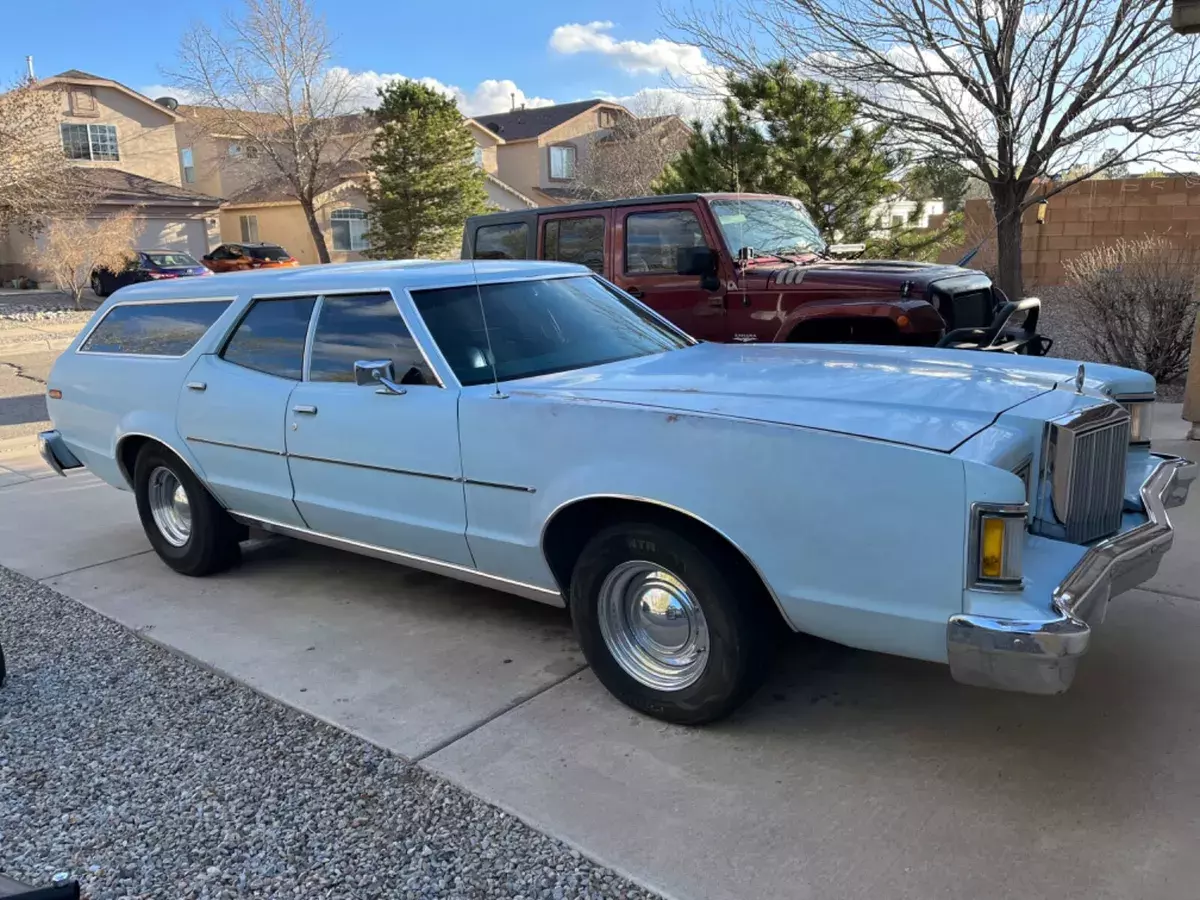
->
[
  {"left": 624, "top": 210, "right": 708, "bottom": 275},
  {"left": 80, "top": 300, "right": 231, "bottom": 356},
  {"left": 412, "top": 275, "right": 691, "bottom": 386},
  {"left": 61, "top": 123, "right": 119, "bottom": 161},
  {"left": 474, "top": 222, "right": 528, "bottom": 260},
  {"left": 239, "top": 215, "right": 259, "bottom": 243},
  {"left": 221, "top": 296, "right": 316, "bottom": 380},
  {"left": 549, "top": 145, "right": 576, "bottom": 180},
  {"left": 543, "top": 217, "right": 604, "bottom": 273},
  {"left": 309, "top": 293, "right": 434, "bottom": 385},
  {"left": 180, "top": 147, "right": 195, "bottom": 183},
  {"left": 331, "top": 208, "right": 369, "bottom": 252},
  {"left": 707, "top": 197, "right": 825, "bottom": 257}
]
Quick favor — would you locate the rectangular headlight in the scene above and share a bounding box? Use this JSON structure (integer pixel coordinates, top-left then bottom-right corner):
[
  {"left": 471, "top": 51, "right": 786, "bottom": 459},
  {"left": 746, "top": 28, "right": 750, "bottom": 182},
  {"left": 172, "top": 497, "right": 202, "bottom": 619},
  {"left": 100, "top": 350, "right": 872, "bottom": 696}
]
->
[
  {"left": 972, "top": 504, "right": 1026, "bottom": 588},
  {"left": 1120, "top": 398, "right": 1153, "bottom": 445}
]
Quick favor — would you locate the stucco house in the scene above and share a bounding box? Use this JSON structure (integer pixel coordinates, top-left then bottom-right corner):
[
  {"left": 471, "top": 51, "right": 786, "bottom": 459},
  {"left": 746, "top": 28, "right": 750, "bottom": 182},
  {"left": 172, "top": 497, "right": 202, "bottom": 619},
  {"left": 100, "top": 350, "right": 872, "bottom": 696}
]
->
[{"left": 0, "top": 70, "right": 221, "bottom": 281}]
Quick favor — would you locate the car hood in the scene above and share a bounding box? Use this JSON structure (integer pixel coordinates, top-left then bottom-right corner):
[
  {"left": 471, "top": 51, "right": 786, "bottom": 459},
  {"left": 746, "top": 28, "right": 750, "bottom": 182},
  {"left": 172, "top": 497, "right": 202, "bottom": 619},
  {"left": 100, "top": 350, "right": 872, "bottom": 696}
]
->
[{"left": 510, "top": 342, "right": 1067, "bottom": 452}]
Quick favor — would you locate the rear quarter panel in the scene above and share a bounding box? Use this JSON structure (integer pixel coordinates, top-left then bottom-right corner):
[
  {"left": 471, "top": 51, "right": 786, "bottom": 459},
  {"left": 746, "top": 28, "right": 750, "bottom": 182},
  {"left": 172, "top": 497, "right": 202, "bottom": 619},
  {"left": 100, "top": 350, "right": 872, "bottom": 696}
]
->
[{"left": 459, "top": 388, "right": 969, "bottom": 663}]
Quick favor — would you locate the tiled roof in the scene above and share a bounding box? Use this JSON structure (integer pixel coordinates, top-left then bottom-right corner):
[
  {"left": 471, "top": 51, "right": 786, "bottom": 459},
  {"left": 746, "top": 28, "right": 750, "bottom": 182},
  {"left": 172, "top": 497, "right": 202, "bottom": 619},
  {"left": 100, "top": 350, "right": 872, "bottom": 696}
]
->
[
  {"left": 474, "top": 100, "right": 606, "bottom": 141},
  {"left": 52, "top": 69, "right": 105, "bottom": 81},
  {"left": 73, "top": 168, "right": 222, "bottom": 207},
  {"left": 224, "top": 160, "right": 367, "bottom": 205}
]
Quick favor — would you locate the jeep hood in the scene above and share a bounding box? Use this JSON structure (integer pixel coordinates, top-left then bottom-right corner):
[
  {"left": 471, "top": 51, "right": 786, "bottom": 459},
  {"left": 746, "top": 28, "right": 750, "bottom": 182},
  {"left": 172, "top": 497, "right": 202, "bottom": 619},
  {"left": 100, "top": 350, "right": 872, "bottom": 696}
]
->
[
  {"left": 743, "top": 259, "right": 982, "bottom": 294},
  {"left": 511, "top": 342, "right": 1066, "bottom": 452}
]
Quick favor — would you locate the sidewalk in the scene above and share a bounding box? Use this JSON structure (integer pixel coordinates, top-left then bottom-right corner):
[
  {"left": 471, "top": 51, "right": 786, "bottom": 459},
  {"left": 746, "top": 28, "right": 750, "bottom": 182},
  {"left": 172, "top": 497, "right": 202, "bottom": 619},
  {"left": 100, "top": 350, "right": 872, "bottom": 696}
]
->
[{"left": 0, "top": 320, "right": 86, "bottom": 355}]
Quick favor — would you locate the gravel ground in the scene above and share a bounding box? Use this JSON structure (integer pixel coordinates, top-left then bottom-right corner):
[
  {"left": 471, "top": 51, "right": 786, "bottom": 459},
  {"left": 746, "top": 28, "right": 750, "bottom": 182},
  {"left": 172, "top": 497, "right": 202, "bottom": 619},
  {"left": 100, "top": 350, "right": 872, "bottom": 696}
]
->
[
  {"left": 0, "top": 291, "right": 97, "bottom": 328},
  {"left": 0, "top": 567, "right": 656, "bottom": 900}
]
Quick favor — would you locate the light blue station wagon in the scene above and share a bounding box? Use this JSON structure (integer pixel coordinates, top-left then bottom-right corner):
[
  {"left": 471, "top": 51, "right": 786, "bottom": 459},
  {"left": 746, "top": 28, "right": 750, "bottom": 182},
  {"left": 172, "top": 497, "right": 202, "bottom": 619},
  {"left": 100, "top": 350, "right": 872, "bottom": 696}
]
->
[{"left": 39, "top": 260, "right": 1195, "bottom": 723}]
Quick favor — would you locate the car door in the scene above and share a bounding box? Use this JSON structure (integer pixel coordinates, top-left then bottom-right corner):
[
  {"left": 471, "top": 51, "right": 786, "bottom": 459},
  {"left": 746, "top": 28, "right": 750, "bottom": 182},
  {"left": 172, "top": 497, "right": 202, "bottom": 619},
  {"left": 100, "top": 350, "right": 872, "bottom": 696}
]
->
[
  {"left": 538, "top": 211, "right": 610, "bottom": 275},
  {"left": 284, "top": 291, "right": 473, "bottom": 566},
  {"left": 177, "top": 294, "right": 316, "bottom": 527},
  {"left": 611, "top": 204, "right": 727, "bottom": 341}
]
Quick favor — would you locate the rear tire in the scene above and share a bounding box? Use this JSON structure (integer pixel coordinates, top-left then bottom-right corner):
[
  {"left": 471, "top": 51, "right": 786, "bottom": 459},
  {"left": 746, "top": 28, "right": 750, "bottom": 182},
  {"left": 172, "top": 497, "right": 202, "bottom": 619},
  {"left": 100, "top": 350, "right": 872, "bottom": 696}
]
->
[
  {"left": 90, "top": 273, "right": 108, "bottom": 298},
  {"left": 134, "top": 444, "right": 241, "bottom": 577},
  {"left": 569, "top": 521, "right": 775, "bottom": 725}
]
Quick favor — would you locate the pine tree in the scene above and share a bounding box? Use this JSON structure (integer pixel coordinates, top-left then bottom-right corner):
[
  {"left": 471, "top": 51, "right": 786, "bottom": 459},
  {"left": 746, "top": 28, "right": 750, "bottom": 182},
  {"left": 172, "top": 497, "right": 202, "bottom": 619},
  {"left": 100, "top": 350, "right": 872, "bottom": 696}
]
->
[
  {"left": 365, "top": 81, "right": 490, "bottom": 259},
  {"left": 656, "top": 63, "right": 899, "bottom": 241}
]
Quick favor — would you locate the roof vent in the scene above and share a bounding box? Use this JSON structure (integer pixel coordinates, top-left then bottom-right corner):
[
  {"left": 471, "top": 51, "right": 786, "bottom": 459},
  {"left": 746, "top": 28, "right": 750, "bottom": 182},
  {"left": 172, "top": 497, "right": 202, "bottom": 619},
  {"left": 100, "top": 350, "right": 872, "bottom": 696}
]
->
[
  {"left": 486, "top": 122, "right": 501, "bottom": 133},
  {"left": 155, "top": 96, "right": 179, "bottom": 111}
]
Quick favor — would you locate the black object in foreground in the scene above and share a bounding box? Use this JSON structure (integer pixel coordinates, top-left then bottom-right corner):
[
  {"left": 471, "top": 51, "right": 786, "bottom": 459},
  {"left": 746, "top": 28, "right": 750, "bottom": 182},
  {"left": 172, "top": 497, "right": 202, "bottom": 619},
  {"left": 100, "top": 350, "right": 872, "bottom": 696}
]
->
[{"left": 0, "top": 874, "right": 80, "bottom": 900}]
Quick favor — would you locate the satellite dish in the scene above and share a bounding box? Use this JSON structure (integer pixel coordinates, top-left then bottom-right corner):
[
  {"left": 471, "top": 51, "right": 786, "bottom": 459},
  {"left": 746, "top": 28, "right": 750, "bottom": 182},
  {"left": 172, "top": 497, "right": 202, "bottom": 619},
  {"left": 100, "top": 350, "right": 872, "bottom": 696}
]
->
[{"left": 155, "top": 96, "right": 180, "bottom": 111}]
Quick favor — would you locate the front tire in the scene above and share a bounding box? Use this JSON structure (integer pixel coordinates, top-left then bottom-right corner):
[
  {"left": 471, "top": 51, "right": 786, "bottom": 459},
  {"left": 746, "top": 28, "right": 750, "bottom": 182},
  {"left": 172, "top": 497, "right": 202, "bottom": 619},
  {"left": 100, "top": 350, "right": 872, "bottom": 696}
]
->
[
  {"left": 569, "top": 522, "right": 775, "bottom": 725},
  {"left": 134, "top": 445, "right": 241, "bottom": 577},
  {"left": 90, "top": 273, "right": 107, "bottom": 298}
]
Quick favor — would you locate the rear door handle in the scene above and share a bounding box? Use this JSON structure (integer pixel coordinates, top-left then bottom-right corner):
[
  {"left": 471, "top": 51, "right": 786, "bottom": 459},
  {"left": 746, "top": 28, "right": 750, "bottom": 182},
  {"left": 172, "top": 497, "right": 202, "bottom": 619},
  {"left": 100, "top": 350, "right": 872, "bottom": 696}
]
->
[
  {"left": 186, "top": 381, "right": 207, "bottom": 391},
  {"left": 292, "top": 404, "right": 318, "bottom": 415},
  {"left": 625, "top": 286, "right": 644, "bottom": 298}
]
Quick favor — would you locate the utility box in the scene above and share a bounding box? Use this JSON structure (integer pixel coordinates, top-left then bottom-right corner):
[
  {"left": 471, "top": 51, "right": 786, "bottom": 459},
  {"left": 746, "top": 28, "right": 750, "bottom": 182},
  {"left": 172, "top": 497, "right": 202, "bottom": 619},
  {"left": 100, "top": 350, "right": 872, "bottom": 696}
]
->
[{"left": 1172, "top": 0, "right": 1200, "bottom": 33}]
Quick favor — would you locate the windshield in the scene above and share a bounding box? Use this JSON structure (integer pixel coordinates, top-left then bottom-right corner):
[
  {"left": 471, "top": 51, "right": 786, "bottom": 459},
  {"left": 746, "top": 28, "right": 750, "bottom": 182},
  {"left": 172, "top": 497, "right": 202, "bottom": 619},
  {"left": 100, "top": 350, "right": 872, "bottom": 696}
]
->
[
  {"left": 412, "top": 275, "right": 693, "bottom": 386},
  {"left": 143, "top": 251, "right": 200, "bottom": 268},
  {"left": 247, "top": 245, "right": 290, "bottom": 260},
  {"left": 708, "top": 198, "right": 825, "bottom": 257}
]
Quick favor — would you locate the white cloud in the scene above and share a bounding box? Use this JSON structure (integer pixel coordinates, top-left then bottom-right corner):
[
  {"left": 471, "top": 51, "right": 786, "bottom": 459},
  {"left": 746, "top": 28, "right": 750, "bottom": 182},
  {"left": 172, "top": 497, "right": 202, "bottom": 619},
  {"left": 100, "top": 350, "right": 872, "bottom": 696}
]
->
[
  {"left": 550, "top": 21, "right": 716, "bottom": 82},
  {"left": 136, "top": 84, "right": 202, "bottom": 105},
  {"left": 328, "top": 69, "right": 554, "bottom": 117}
]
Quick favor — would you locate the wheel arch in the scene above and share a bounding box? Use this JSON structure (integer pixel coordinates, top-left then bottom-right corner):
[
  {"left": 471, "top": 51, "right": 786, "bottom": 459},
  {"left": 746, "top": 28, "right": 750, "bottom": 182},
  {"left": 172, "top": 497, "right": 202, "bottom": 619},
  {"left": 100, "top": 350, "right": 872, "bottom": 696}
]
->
[
  {"left": 115, "top": 431, "right": 206, "bottom": 492},
  {"left": 539, "top": 493, "right": 796, "bottom": 630}
]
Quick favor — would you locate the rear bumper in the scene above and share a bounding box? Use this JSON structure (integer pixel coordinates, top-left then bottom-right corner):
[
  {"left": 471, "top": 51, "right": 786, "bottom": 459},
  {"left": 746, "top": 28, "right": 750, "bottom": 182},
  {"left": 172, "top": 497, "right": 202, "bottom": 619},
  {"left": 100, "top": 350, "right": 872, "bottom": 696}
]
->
[
  {"left": 37, "top": 430, "right": 83, "bottom": 476},
  {"left": 946, "top": 454, "right": 1195, "bottom": 695}
]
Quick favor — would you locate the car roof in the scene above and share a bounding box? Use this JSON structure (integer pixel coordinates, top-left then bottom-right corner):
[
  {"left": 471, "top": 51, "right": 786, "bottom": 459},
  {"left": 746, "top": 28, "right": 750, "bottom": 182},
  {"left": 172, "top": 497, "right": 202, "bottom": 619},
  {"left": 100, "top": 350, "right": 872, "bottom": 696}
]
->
[
  {"left": 137, "top": 247, "right": 196, "bottom": 253},
  {"left": 465, "top": 192, "right": 797, "bottom": 222},
  {"left": 219, "top": 241, "right": 284, "bottom": 247},
  {"left": 110, "top": 259, "right": 592, "bottom": 300}
]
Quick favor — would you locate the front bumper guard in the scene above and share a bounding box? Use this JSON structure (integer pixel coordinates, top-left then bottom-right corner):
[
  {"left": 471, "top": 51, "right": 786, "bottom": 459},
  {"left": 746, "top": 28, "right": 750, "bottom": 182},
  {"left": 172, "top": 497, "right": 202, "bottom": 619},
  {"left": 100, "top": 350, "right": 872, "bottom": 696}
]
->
[
  {"left": 946, "top": 454, "right": 1195, "bottom": 695},
  {"left": 37, "top": 430, "right": 82, "bottom": 477}
]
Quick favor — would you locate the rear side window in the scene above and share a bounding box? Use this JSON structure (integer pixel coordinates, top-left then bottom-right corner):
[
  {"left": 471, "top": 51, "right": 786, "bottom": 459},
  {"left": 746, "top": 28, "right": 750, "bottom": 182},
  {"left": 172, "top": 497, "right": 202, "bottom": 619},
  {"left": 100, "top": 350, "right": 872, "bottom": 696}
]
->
[
  {"left": 80, "top": 300, "right": 231, "bottom": 356},
  {"left": 474, "top": 222, "right": 529, "bottom": 260},
  {"left": 543, "top": 217, "right": 604, "bottom": 273},
  {"left": 308, "top": 293, "right": 435, "bottom": 385},
  {"left": 625, "top": 210, "right": 707, "bottom": 275},
  {"left": 247, "top": 245, "right": 290, "bottom": 261},
  {"left": 221, "top": 296, "right": 316, "bottom": 380}
]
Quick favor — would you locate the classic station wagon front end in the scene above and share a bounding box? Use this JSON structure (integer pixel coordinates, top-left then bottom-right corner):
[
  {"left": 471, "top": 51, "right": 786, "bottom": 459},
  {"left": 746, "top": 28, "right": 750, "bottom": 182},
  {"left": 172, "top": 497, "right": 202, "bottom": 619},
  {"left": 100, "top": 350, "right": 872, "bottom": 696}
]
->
[{"left": 37, "top": 260, "right": 1194, "bottom": 724}]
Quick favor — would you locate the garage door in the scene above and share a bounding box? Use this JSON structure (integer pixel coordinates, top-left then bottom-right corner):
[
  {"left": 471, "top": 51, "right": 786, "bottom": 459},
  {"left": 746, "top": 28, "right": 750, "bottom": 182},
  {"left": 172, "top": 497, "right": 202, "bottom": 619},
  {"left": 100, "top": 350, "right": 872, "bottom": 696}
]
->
[{"left": 134, "top": 218, "right": 209, "bottom": 258}]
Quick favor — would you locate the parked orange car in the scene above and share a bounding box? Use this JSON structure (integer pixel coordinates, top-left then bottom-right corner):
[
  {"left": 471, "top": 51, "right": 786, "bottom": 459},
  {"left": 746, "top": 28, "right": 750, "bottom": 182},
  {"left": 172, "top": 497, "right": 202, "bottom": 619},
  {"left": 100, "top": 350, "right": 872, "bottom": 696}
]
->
[{"left": 202, "top": 242, "right": 299, "bottom": 273}]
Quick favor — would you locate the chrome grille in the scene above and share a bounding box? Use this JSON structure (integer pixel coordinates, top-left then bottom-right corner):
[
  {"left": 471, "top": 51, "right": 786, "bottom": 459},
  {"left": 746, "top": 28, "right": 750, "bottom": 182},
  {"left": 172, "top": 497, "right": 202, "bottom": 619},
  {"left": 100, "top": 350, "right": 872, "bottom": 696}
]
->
[{"left": 1039, "top": 404, "right": 1130, "bottom": 545}]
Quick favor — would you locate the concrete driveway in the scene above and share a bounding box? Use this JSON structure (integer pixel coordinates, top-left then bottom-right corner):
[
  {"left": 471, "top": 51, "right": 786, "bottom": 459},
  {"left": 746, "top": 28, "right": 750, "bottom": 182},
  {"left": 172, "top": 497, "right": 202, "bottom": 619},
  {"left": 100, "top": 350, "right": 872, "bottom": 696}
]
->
[{"left": 2, "top": 410, "right": 1198, "bottom": 900}]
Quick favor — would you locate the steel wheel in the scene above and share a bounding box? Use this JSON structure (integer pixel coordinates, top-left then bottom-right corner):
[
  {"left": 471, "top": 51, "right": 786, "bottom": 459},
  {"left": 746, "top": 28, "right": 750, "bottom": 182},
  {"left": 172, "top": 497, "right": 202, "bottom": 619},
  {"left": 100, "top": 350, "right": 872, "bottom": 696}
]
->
[
  {"left": 597, "top": 561, "right": 709, "bottom": 691},
  {"left": 147, "top": 465, "right": 191, "bottom": 547}
]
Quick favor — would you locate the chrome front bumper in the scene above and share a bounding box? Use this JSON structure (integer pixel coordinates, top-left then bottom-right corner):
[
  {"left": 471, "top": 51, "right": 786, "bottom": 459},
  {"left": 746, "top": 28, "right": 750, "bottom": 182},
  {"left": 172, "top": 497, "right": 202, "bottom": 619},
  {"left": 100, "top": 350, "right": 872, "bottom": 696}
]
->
[
  {"left": 37, "top": 429, "right": 83, "bottom": 476},
  {"left": 946, "top": 454, "right": 1195, "bottom": 695}
]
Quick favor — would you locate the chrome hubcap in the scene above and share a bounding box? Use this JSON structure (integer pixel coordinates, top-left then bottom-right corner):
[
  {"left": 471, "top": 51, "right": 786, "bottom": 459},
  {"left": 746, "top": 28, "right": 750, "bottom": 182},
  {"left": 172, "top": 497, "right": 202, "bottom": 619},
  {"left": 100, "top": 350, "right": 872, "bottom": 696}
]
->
[
  {"left": 597, "top": 561, "right": 708, "bottom": 691},
  {"left": 148, "top": 466, "right": 191, "bottom": 547}
]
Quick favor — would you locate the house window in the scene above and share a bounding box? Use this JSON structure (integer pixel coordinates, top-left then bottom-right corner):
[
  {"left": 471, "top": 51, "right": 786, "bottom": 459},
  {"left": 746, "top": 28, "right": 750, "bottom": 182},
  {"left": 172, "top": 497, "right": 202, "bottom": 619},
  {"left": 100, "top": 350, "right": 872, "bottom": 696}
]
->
[
  {"left": 598, "top": 109, "right": 616, "bottom": 128},
  {"left": 549, "top": 144, "right": 576, "bottom": 180},
  {"left": 228, "top": 143, "right": 242, "bottom": 158},
  {"left": 245, "top": 144, "right": 260, "bottom": 159},
  {"left": 61, "top": 123, "right": 119, "bottom": 161},
  {"left": 890, "top": 214, "right": 905, "bottom": 228},
  {"left": 180, "top": 147, "right": 195, "bottom": 183},
  {"left": 473, "top": 146, "right": 485, "bottom": 168},
  {"left": 331, "top": 208, "right": 369, "bottom": 252},
  {"left": 240, "top": 214, "right": 259, "bottom": 243}
]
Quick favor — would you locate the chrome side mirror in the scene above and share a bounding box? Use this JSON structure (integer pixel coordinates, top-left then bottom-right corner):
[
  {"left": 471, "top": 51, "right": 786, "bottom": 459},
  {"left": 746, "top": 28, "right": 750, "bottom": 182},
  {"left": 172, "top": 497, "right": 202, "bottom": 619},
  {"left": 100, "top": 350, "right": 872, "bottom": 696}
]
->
[{"left": 353, "top": 359, "right": 406, "bottom": 395}]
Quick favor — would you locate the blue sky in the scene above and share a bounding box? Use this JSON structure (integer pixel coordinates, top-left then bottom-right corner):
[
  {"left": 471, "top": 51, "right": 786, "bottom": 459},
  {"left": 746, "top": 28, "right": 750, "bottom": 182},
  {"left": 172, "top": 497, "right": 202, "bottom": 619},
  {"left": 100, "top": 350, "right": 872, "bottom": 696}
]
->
[{"left": 10, "top": 0, "right": 718, "bottom": 116}]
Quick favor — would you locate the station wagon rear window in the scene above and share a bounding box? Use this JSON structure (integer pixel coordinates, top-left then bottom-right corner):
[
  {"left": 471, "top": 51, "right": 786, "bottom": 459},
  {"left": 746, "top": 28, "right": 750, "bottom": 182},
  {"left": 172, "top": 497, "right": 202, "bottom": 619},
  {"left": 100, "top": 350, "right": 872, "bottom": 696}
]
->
[{"left": 79, "top": 300, "right": 232, "bottom": 356}]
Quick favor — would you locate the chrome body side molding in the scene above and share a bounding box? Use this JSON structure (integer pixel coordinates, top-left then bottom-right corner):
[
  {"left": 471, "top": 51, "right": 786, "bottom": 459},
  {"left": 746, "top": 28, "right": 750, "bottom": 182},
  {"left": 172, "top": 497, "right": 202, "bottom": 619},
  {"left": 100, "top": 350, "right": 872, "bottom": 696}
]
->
[{"left": 227, "top": 511, "right": 564, "bottom": 607}]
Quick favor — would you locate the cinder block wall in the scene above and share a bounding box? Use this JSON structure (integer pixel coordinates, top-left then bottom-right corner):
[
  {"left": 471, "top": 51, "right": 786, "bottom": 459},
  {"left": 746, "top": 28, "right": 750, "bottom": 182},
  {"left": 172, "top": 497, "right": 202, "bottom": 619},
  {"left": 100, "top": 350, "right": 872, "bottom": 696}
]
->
[{"left": 941, "top": 177, "right": 1200, "bottom": 286}]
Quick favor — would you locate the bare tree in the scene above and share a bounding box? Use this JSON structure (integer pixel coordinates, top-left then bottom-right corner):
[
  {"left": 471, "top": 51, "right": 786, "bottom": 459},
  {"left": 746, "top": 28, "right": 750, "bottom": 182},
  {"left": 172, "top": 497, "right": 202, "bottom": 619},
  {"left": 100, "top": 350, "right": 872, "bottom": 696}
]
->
[
  {"left": 671, "top": 0, "right": 1200, "bottom": 300},
  {"left": 41, "top": 210, "right": 139, "bottom": 308},
  {"left": 568, "top": 98, "right": 693, "bottom": 200},
  {"left": 169, "top": 0, "right": 370, "bottom": 263},
  {"left": 0, "top": 78, "right": 79, "bottom": 227}
]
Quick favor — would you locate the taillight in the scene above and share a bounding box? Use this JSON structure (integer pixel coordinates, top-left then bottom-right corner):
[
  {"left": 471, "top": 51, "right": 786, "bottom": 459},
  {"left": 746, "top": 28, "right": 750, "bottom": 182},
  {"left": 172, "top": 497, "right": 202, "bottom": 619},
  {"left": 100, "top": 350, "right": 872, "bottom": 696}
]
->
[
  {"left": 250, "top": 260, "right": 264, "bottom": 267},
  {"left": 148, "top": 272, "right": 178, "bottom": 280}
]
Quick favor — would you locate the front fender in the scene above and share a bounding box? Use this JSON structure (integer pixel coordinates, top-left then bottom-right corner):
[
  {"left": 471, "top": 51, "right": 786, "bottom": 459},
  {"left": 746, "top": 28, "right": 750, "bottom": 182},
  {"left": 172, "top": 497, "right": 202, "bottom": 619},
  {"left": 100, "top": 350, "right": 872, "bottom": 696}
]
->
[{"left": 772, "top": 297, "right": 943, "bottom": 341}]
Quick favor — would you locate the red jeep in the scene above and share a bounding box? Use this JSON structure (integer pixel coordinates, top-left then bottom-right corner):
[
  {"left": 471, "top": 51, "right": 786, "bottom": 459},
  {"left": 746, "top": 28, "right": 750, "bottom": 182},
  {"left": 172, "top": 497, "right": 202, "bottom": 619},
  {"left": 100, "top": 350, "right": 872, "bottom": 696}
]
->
[{"left": 463, "top": 193, "right": 1044, "bottom": 353}]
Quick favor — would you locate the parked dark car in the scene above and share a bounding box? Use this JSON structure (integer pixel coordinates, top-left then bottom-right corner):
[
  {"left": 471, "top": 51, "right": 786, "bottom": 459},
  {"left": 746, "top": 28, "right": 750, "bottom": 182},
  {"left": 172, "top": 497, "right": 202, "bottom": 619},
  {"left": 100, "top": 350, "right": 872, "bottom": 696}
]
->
[
  {"left": 91, "top": 249, "right": 212, "bottom": 297},
  {"left": 202, "top": 242, "right": 299, "bottom": 273}
]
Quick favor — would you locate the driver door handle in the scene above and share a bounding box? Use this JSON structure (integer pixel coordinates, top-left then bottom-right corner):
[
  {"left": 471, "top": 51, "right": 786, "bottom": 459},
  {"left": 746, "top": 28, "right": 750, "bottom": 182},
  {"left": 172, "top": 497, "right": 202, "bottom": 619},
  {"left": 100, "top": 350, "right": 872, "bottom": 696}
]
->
[
  {"left": 292, "top": 404, "right": 318, "bottom": 415},
  {"left": 625, "top": 286, "right": 644, "bottom": 298}
]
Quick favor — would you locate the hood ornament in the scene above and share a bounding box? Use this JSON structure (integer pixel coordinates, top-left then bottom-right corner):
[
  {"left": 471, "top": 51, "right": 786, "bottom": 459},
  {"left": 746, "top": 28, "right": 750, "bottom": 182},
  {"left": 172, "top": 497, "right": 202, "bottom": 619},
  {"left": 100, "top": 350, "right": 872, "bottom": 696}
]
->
[{"left": 1074, "top": 364, "right": 1086, "bottom": 394}]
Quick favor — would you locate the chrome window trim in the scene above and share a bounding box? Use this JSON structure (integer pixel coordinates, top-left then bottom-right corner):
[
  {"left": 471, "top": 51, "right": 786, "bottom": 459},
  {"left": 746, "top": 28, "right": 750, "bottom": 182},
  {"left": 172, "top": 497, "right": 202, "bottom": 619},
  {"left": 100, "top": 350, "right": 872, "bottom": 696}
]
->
[
  {"left": 303, "top": 288, "right": 446, "bottom": 389},
  {"left": 75, "top": 296, "right": 237, "bottom": 358},
  {"left": 967, "top": 501, "right": 1028, "bottom": 592},
  {"left": 301, "top": 294, "right": 324, "bottom": 383},
  {"left": 227, "top": 511, "right": 563, "bottom": 607}
]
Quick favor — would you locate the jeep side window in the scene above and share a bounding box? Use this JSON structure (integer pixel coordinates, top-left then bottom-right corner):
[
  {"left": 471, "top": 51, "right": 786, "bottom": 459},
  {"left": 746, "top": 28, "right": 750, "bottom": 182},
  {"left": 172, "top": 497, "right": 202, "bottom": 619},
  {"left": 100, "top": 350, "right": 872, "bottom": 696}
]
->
[
  {"left": 542, "top": 217, "right": 605, "bottom": 273},
  {"left": 625, "top": 210, "right": 707, "bottom": 275},
  {"left": 474, "top": 223, "right": 529, "bottom": 260}
]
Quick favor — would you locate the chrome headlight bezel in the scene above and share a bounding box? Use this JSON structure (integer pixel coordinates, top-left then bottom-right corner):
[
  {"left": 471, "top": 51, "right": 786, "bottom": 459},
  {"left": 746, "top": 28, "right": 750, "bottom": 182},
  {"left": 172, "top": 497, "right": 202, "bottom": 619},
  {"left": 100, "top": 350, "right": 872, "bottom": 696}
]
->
[
  {"left": 968, "top": 501, "right": 1028, "bottom": 591},
  {"left": 1116, "top": 394, "right": 1155, "bottom": 445}
]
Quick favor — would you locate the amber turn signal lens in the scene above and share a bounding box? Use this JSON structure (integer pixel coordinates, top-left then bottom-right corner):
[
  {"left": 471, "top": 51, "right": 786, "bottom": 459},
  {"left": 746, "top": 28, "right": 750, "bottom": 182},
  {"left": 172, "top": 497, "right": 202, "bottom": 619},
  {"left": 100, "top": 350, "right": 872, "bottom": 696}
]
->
[
  {"left": 980, "top": 517, "right": 1005, "bottom": 578},
  {"left": 897, "top": 315, "right": 910, "bottom": 328},
  {"left": 48, "top": 389, "right": 62, "bottom": 400}
]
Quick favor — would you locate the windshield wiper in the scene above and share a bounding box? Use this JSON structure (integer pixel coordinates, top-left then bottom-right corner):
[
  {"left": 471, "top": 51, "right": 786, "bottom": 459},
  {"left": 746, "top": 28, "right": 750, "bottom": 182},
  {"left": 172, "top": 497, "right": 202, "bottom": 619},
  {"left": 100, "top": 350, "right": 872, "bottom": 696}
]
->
[{"left": 736, "top": 247, "right": 801, "bottom": 266}]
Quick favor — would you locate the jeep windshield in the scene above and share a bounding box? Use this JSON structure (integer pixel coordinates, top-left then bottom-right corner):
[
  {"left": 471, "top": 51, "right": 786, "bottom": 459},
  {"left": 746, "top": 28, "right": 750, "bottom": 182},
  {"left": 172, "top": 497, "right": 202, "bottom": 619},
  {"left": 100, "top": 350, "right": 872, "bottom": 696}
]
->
[
  {"left": 709, "top": 198, "right": 826, "bottom": 258},
  {"left": 412, "top": 275, "right": 694, "bottom": 386}
]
